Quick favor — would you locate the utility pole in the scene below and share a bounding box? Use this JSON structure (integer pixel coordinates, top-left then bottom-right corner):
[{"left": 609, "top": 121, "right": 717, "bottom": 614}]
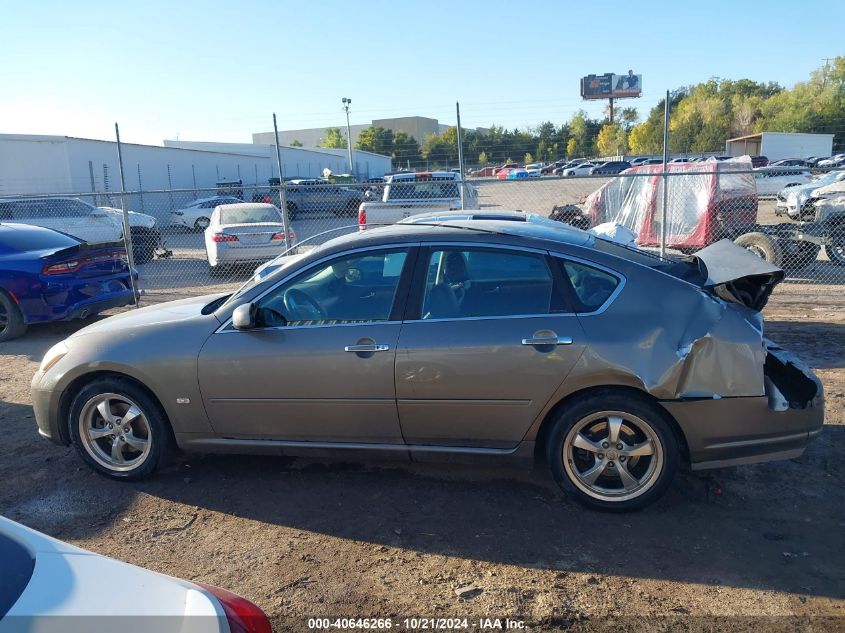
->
[{"left": 342, "top": 97, "right": 354, "bottom": 177}]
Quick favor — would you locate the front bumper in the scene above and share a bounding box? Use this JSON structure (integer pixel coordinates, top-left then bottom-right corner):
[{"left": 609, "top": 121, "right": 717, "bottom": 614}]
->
[{"left": 31, "top": 378, "right": 64, "bottom": 445}]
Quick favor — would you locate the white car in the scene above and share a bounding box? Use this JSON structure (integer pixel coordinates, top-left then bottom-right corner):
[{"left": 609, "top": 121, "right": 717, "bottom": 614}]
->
[
  {"left": 204, "top": 202, "right": 296, "bottom": 275},
  {"left": 96, "top": 206, "right": 162, "bottom": 264},
  {"left": 170, "top": 196, "right": 243, "bottom": 231},
  {"left": 752, "top": 167, "right": 812, "bottom": 197},
  {"left": 562, "top": 163, "right": 595, "bottom": 176},
  {"left": 0, "top": 197, "right": 123, "bottom": 245},
  {"left": 775, "top": 170, "right": 845, "bottom": 219},
  {"left": 0, "top": 516, "right": 271, "bottom": 633}
]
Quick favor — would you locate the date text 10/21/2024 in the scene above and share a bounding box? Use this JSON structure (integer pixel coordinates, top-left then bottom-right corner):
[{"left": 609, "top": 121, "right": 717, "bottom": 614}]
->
[{"left": 307, "top": 617, "right": 527, "bottom": 630}]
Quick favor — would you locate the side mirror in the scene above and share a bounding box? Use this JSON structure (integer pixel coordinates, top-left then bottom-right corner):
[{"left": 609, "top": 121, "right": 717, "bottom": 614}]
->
[
  {"left": 364, "top": 190, "right": 374, "bottom": 200},
  {"left": 232, "top": 303, "right": 257, "bottom": 330}
]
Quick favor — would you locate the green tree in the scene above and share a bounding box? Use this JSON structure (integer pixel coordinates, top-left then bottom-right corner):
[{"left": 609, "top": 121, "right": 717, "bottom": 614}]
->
[
  {"left": 478, "top": 151, "right": 489, "bottom": 165},
  {"left": 391, "top": 131, "right": 422, "bottom": 168},
  {"left": 290, "top": 139, "right": 303, "bottom": 147},
  {"left": 319, "top": 127, "right": 347, "bottom": 149},
  {"left": 355, "top": 126, "right": 394, "bottom": 154},
  {"left": 596, "top": 124, "right": 627, "bottom": 156},
  {"left": 524, "top": 152, "right": 534, "bottom": 164}
]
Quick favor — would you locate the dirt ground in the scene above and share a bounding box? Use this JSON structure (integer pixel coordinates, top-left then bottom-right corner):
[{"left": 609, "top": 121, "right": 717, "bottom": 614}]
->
[{"left": 1, "top": 287, "right": 843, "bottom": 632}]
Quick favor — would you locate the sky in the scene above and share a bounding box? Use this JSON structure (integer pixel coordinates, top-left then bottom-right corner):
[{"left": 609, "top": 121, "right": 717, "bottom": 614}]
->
[{"left": 2, "top": 0, "right": 843, "bottom": 146}]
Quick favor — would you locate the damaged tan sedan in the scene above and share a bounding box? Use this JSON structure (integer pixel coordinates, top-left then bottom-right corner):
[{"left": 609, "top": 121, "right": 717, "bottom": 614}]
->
[{"left": 31, "top": 221, "right": 824, "bottom": 511}]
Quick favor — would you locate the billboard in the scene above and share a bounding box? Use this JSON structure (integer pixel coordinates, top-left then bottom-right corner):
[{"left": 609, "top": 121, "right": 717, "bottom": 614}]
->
[{"left": 581, "top": 71, "right": 642, "bottom": 99}]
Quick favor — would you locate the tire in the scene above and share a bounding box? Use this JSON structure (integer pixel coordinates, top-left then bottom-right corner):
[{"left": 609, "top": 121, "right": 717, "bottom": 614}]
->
[
  {"left": 68, "top": 378, "right": 173, "bottom": 480},
  {"left": 0, "top": 290, "right": 27, "bottom": 342},
  {"left": 286, "top": 202, "right": 298, "bottom": 221},
  {"left": 734, "top": 232, "right": 783, "bottom": 266},
  {"left": 194, "top": 217, "right": 210, "bottom": 232},
  {"left": 825, "top": 225, "right": 845, "bottom": 266},
  {"left": 781, "top": 241, "right": 820, "bottom": 269},
  {"left": 130, "top": 229, "right": 156, "bottom": 265},
  {"left": 546, "top": 390, "right": 679, "bottom": 512}
]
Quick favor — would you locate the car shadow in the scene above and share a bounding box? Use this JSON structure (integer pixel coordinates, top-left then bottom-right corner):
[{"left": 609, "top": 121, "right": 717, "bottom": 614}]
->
[{"left": 5, "top": 406, "right": 841, "bottom": 600}]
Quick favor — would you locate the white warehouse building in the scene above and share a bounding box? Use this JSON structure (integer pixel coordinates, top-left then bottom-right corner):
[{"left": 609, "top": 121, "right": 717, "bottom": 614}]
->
[{"left": 0, "top": 134, "right": 391, "bottom": 222}]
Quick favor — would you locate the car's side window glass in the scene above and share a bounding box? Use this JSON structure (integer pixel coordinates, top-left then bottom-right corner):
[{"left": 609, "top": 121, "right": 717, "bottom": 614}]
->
[
  {"left": 257, "top": 249, "right": 409, "bottom": 327},
  {"left": 560, "top": 260, "right": 620, "bottom": 313},
  {"left": 420, "top": 248, "right": 554, "bottom": 320}
]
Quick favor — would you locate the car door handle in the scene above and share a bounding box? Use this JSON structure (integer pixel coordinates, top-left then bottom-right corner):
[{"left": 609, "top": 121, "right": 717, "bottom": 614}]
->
[
  {"left": 521, "top": 336, "right": 573, "bottom": 346},
  {"left": 344, "top": 343, "right": 390, "bottom": 353}
]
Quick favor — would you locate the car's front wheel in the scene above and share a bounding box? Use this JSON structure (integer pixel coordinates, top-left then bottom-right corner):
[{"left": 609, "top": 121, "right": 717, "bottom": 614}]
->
[
  {"left": 69, "top": 378, "right": 172, "bottom": 480},
  {"left": 546, "top": 391, "right": 679, "bottom": 511},
  {"left": 194, "top": 217, "right": 210, "bottom": 232}
]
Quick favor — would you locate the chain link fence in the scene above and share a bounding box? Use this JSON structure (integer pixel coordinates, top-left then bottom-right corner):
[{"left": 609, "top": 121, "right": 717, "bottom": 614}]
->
[{"left": 2, "top": 167, "right": 844, "bottom": 311}]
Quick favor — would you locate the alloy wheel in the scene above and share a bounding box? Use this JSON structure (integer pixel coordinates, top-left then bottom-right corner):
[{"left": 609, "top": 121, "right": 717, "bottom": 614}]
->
[
  {"left": 563, "top": 410, "right": 664, "bottom": 502},
  {"left": 78, "top": 393, "right": 152, "bottom": 472}
]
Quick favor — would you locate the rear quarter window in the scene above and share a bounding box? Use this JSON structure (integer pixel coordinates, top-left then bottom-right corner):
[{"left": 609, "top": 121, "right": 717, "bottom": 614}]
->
[{"left": 559, "top": 260, "right": 620, "bottom": 313}]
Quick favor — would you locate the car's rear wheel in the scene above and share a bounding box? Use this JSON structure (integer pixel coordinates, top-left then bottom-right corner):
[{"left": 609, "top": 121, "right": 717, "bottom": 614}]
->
[
  {"left": 0, "top": 291, "right": 27, "bottom": 342},
  {"left": 194, "top": 217, "right": 210, "bottom": 231},
  {"left": 547, "top": 391, "right": 679, "bottom": 512},
  {"left": 69, "top": 379, "right": 172, "bottom": 480}
]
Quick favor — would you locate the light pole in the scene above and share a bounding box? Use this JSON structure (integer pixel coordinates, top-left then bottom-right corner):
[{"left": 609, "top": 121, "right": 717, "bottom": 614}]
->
[{"left": 341, "top": 97, "right": 354, "bottom": 177}]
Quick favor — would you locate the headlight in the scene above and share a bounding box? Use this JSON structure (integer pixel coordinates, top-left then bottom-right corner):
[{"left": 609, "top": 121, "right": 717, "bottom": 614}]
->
[{"left": 40, "top": 341, "right": 68, "bottom": 373}]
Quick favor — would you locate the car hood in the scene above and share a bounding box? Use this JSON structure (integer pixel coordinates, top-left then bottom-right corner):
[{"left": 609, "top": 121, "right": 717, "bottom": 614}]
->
[
  {"left": 67, "top": 293, "right": 225, "bottom": 341},
  {"left": 689, "top": 239, "right": 784, "bottom": 312}
]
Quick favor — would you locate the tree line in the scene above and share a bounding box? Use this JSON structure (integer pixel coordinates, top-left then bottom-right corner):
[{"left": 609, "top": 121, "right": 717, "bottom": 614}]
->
[{"left": 312, "top": 58, "right": 845, "bottom": 167}]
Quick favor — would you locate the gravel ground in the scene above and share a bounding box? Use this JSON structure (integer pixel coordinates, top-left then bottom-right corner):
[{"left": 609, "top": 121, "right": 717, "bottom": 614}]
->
[{"left": 0, "top": 285, "right": 843, "bottom": 631}]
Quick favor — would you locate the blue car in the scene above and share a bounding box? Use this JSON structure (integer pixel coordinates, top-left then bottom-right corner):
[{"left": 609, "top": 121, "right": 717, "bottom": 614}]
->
[{"left": 0, "top": 224, "right": 137, "bottom": 341}]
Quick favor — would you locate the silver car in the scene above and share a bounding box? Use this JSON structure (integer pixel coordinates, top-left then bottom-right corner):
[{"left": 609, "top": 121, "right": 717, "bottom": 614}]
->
[{"left": 31, "top": 221, "right": 824, "bottom": 511}]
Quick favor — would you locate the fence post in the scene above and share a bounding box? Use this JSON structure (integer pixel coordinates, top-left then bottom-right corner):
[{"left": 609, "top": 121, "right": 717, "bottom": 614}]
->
[
  {"left": 660, "top": 90, "right": 670, "bottom": 258},
  {"left": 114, "top": 123, "right": 140, "bottom": 307},
  {"left": 166, "top": 164, "right": 174, "bottom": 212},
  {"left": 272, "top": 113, "right": 292, "bottom": 251},
  {"left": 456, "top": 101, "right": 466, "bottom": 210},
  {"left": 137, "top": 164, "right": 145, "bottom": 212},
  {"left": 192, "top": 164, "right": 197, "bottom": 199}
]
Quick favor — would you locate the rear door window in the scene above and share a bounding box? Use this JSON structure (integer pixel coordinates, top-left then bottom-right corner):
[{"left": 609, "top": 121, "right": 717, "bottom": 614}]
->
[{"left": 419, "top": 247, "right": 557, "bottom": 319}]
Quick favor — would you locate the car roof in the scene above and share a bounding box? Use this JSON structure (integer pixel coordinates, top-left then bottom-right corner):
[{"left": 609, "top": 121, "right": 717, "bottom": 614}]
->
[
  {"left": 0, "top": 196, "right": 83, "bottom": 204},
  {"left": 214, "top": 202, "right": 277, "bottom": 211},
  {"left": 319, "top": 219, "right": 592, "bottom": 255}
]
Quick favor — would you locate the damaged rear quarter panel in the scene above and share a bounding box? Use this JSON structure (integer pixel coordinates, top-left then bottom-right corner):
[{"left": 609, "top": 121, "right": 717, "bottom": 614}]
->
[{"left": 567, "top": 260, "right": 767, "bottom": 401}]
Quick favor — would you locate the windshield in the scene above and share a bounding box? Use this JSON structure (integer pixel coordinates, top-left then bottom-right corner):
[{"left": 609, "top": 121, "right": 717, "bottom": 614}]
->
[
  {"left": 388, "top": 181, "right": 459, "bottom": 200},
  {"left": 219, "top": 207, "right": 281, "bottom": 224}
]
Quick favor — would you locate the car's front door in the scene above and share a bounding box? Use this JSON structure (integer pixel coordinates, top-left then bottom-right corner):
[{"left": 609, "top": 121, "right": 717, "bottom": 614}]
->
[
  {"left": 197, "top": 246, "right": 416, "bottom": 443},
  {"left": 395, "top": 245, "right": 588, "bottom": 449}
]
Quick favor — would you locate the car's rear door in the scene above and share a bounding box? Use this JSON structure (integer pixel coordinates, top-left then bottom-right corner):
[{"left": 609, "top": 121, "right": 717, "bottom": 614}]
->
[
  {"left": 197, "top": 245, "right": 417, "bottom": 443},
  {"left": 395, "top": 244, "right": 587, "bottom": 449}
]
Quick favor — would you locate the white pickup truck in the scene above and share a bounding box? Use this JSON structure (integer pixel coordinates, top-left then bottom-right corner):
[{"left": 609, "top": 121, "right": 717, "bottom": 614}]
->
[{"left": 357, "top": 171, "right": 479, "bottom": 229}]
